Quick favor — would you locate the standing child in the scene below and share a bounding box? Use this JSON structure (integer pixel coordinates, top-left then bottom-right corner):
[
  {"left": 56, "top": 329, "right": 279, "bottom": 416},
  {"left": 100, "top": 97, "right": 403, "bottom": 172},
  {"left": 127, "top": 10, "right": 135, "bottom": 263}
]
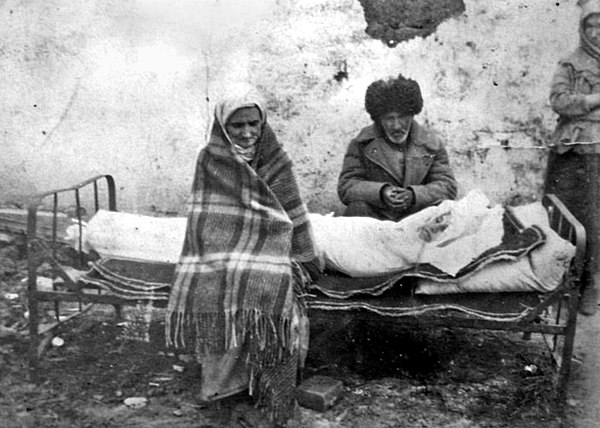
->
[{"left": 546, "top": 0, "right": 600, "bottom": 315}]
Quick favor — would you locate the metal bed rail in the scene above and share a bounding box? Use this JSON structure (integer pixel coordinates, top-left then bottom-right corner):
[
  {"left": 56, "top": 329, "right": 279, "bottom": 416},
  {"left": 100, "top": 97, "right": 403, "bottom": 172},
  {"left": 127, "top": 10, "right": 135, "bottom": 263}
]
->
[{"left": 26, "top": 175, "right": 117, "bottom": 380}]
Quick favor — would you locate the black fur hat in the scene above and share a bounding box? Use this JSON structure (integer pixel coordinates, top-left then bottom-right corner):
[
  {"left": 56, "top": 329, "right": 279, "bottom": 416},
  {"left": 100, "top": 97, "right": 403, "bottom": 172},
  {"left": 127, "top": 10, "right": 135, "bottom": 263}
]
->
[{"left": 364, "top": 74, "right": 423, "bottom": 122}]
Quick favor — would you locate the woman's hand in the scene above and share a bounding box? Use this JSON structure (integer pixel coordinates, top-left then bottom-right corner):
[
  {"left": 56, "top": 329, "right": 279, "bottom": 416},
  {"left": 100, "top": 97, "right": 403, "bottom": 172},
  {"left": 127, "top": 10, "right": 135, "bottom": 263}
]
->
[{"left": 381, "top": 185, "right": 414, "bottom": 211}]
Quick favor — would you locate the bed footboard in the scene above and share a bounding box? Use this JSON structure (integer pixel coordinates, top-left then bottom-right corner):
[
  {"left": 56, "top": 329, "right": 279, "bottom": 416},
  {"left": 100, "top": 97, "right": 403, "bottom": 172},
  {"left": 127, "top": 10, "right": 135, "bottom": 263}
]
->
[
  {"left": 541, "top": 193, "right": 586, "bottom": 405},
  {"left": 26, "top": 175, "right": 117, "bottom": 380}
]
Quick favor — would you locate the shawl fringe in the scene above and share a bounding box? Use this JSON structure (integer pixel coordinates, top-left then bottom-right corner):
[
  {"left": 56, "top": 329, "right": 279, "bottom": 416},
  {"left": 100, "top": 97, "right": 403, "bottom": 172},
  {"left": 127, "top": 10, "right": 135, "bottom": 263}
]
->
[{"left": 166, "top": 309, "right": 296, "bottom": 363}]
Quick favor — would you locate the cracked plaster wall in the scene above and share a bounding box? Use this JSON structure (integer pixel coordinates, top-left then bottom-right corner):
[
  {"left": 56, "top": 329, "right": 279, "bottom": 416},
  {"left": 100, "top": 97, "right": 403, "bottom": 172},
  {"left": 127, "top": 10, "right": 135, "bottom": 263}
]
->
[{"left": 0, "top": 0, "right": 580, "bottom": 214}]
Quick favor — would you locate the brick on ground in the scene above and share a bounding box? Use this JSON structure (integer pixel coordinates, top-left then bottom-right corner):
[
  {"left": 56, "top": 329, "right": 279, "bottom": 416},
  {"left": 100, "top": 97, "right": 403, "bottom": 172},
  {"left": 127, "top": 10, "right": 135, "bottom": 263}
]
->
[{"left": 296, "top": 375, "right": 343, "bottom": 412}]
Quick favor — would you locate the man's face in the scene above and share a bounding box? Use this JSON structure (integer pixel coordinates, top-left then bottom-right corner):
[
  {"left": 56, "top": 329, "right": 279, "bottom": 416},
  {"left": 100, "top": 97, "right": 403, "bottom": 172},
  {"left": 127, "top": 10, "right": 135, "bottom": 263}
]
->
[
  {"left": 585, "top": 14, "right": 600, "bottom": 48},
  {"left": 380, "top": 111, "right": 413, "bottom": 145},
  {"left": 226, "top": 107, "right": 262, "bottom": 148}
]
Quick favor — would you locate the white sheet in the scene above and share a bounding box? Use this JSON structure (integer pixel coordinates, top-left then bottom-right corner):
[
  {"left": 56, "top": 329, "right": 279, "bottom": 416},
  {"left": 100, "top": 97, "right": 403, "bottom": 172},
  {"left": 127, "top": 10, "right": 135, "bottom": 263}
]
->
[
  {"left": 65, "top": 190, "right": 506, "bottom": 275},
  {"left": 310, "top": 190, "right": 503, "bottom": 277},
  {"left": 65, "top": 210, "right": 187, "bottom": 263}
]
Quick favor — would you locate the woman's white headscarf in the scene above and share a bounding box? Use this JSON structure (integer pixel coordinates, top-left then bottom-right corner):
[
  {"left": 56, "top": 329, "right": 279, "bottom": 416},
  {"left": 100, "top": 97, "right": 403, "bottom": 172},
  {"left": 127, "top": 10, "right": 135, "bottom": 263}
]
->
[{"left": 214, "top": 83, "right": 267, "bottom": 162}]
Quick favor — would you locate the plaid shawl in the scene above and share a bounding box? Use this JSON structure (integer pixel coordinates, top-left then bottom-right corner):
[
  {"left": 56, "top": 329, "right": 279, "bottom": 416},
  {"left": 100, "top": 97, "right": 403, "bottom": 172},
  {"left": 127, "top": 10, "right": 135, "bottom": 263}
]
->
[{"left": 166, "top": 92, "right": 315, "bottom": 421}]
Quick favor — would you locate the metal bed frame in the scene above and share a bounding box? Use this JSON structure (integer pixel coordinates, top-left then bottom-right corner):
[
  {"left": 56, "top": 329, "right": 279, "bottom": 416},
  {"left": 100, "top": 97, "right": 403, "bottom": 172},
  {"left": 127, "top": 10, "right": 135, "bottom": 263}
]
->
[{"left": 25, "top": 174, "right": 586, "bottom": 408}]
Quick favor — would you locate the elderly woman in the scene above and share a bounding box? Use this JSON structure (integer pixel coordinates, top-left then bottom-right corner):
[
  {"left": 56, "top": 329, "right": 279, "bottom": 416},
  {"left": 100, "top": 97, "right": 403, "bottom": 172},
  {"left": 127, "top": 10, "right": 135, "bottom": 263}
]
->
[
  {"left": 545, "top": 0, "right": 600, "bottom": 315},
  {"left": 338, "top": 73, "right": 457, "bottom": 221},
  {"left": 166, "top": 85, "right": 316, "bottom": 426}
]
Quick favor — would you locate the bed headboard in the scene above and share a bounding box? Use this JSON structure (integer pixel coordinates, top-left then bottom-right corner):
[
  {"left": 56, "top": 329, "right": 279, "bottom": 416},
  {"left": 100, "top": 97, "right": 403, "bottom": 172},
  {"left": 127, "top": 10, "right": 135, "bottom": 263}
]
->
[{"left": 26, "top": 174, "right": 117, "bottom": 266}]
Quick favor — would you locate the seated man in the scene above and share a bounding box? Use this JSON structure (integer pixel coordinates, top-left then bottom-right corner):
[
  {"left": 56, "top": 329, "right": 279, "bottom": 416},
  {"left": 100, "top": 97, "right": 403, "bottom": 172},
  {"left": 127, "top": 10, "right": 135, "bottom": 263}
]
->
[{"left": 337, "top": 73, "right": 457, "bottom": 220}]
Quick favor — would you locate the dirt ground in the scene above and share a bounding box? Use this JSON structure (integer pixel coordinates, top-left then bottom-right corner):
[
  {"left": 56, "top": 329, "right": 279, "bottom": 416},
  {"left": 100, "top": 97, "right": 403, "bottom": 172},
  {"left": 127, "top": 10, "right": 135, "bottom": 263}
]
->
[{"left": 0, "top": 240, "right": 598, "bottom": 428}]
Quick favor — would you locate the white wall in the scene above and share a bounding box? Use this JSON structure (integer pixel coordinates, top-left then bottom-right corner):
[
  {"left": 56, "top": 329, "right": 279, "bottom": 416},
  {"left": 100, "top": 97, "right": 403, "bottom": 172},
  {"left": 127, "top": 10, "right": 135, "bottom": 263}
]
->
[{"left": 0, "top": 0, "right": 580, "bottom": 214}]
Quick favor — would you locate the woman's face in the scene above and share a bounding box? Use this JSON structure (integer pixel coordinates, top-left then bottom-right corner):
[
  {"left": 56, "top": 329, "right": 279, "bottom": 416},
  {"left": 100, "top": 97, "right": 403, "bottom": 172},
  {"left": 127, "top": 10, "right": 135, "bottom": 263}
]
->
[
  {"left": 226, "top": 106, "right": 262, "bottom": 148},
  {"left": 380, "top": 111, "right": 413, "bottom": 144},
  {"left": 585, "top": 14, "right": 600, "bottom": 48}
]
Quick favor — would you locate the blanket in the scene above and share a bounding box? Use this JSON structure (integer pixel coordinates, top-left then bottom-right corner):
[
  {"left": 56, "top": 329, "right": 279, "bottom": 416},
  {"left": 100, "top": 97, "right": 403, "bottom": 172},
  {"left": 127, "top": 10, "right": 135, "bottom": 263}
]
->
[{"left": 81, "top": 257, "right": 173, "bottom": 301}]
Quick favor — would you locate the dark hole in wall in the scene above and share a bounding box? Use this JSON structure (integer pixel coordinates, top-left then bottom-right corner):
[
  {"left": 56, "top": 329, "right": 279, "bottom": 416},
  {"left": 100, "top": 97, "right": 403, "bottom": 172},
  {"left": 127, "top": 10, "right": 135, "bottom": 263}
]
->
[{"left": 359, "top": 0, "right": 466, "bottom": 47}]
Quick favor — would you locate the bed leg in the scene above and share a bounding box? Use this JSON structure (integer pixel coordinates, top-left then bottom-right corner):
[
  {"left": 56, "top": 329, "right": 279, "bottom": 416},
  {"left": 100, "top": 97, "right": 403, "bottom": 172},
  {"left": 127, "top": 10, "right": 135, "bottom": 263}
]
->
[
  {"left": 114, "top": 305, "right": 123, "bottom": 321},
  {"left": 27, "top": 264, "right": 40, "bottom": 383},
  {"left": 555, "top": 290, "right": 580, "bottom": 413}
]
